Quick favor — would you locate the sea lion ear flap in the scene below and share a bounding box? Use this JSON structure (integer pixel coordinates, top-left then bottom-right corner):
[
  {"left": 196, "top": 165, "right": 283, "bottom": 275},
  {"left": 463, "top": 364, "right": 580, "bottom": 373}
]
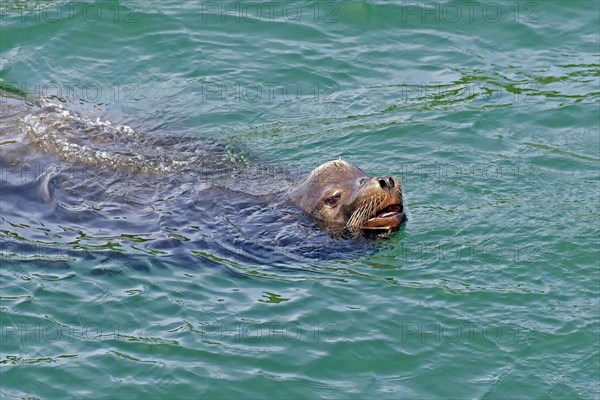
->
[
  {"left": 289, "top": 184, "right": 302, "bottom": 206},
  {"left": 290, "top": 163, "right": 330, "bottom": 214},
  {"left": 289, "top": 177, "right": 313, "bottom": 213}
]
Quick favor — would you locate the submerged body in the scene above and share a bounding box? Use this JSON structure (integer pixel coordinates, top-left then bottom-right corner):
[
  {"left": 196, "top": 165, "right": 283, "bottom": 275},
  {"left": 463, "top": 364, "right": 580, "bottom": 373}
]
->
[{"left": 0, "top": 92, "right": 404, "bottom": 269}]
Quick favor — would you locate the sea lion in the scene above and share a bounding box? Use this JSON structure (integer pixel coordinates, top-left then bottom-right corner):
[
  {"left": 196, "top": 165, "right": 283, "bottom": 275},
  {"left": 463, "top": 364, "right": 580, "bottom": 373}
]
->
[
  {"left": 290, "top": 159, "right": 406, "bottom": 236},
  {"left": 1, "top": 90, "right": 406, "bottom": 269}
]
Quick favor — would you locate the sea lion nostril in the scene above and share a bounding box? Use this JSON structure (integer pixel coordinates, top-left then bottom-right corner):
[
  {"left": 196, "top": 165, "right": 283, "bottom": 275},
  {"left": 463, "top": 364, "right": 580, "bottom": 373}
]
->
[{"left": 377, "top": 176, "right": 393, "bottom": 191}]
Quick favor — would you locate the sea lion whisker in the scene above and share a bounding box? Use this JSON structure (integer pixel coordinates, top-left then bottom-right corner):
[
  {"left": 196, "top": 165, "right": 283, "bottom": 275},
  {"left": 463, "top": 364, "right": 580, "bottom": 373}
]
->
[{"left": 348, "top": 199, "right": 373, "bottom": 229}]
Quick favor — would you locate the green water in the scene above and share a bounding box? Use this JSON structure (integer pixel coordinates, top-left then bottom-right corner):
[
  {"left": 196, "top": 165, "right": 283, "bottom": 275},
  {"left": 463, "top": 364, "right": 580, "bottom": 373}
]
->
[{"left": 1, "top": 1, "right": 599, "bottom": 398}]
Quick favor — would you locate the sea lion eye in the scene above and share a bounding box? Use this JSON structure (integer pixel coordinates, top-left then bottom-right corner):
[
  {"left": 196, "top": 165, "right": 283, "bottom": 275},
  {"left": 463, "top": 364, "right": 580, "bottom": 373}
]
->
[{"left": 324, "top": 195, "right": 340, "bottom": 207}]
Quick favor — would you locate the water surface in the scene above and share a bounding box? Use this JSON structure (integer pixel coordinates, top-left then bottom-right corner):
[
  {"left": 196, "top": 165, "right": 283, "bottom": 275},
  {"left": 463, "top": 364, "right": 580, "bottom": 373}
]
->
[{"left": 1, "top": 1, "right": 599, "bottom": 398}]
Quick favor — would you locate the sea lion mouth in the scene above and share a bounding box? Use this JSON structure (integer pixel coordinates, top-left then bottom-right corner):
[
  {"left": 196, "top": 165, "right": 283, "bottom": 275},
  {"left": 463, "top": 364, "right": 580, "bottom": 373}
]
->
[
  {"left": 372, "top": 203, "right": 402, "bottom": 219},
  {"left": 361, "top": 201, "right": 406, "bottom": 230}
]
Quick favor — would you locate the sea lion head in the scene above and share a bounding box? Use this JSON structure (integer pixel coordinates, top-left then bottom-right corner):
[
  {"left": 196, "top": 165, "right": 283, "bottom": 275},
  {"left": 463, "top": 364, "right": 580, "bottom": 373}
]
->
[{"left": 290, "top": 159, "right": 406, "bottom": 236}]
